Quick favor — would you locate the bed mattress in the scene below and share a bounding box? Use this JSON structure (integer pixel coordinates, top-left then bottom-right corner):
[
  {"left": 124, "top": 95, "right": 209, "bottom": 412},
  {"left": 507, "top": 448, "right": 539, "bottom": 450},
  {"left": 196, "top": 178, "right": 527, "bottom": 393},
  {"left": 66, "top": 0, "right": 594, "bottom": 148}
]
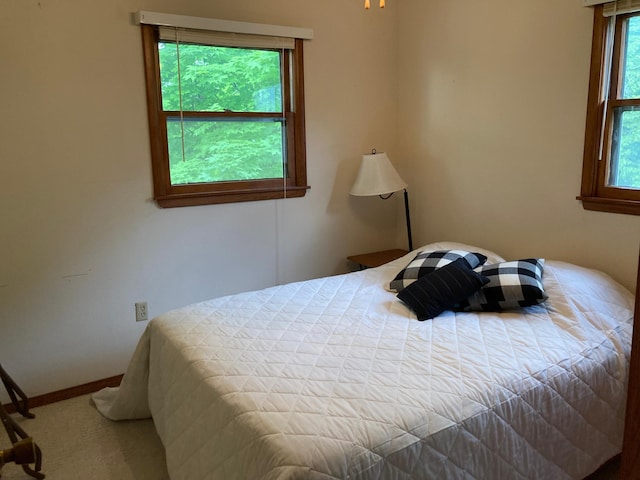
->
[{"left": 93, "top": 243, "right": 634, "bottom": 480}]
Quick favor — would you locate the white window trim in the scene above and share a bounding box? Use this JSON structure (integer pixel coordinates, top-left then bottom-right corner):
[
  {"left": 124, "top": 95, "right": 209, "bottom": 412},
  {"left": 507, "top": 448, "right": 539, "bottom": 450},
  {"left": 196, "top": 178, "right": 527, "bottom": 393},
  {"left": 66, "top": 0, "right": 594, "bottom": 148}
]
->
[{"left": 133, "top": 11, "right": 313, "bottom": 40}]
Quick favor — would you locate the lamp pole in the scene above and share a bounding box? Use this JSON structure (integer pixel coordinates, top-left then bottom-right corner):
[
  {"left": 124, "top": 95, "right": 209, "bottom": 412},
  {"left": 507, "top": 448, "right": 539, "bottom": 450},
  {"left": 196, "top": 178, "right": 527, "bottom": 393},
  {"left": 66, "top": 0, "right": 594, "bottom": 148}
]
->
[{"left": 403, "top": 189, "right": 413, "bottom": 251}]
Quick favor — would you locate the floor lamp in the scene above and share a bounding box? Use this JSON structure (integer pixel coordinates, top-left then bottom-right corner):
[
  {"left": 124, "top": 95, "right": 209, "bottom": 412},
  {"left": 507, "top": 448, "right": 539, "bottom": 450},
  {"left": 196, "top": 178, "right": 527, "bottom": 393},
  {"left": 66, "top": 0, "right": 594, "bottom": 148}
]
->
[{"left": 350, "top": 150, "right": 413, "bottom": 252}]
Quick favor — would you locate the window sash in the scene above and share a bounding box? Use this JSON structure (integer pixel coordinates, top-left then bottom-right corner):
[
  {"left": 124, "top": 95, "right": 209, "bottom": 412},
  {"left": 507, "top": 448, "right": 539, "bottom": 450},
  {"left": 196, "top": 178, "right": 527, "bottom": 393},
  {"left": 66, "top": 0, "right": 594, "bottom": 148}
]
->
[
  {"left": 159, "top": 28, "right": 291, "bottom": 186},
  {"left": 601, "top": 13, "right": 640, "bottom": 195},
  {"left": 607, "top": 105, "right": 640, "bottom": 187},
  {"left": 158, "top": 46, "right": 286, "bottom": 114}
]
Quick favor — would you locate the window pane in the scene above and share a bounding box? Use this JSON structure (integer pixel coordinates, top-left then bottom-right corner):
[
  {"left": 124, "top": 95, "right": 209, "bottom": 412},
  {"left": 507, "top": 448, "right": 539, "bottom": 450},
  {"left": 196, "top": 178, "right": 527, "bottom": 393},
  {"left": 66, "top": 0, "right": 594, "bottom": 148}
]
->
[
  {"left": 622, "top": 16, "right": 640, "bottom": 99},
  {"left": 167, "top": 118, "right": 285, "bottom": 184},
  {"left": 609, "top": 106, "right": 640, "bottom": 188},
  {"left": 159, "top": 43, "right": 282, "bottom": 113}
]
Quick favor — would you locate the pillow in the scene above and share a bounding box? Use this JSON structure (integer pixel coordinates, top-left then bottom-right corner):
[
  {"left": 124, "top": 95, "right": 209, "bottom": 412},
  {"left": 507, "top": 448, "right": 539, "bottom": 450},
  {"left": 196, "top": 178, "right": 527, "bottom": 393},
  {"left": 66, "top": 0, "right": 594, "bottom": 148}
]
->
[
  {"left": 397, "top": 258, "right": 490, "bottom": 321},
  {"left": 413, "top": 241, "right": 506, "bottom": 265},
  {"left": 389, "top": 249, "right": 488, "bottom": 293},
  {"left": 458, "top": 258, "right": 547, "bottom": 312}
]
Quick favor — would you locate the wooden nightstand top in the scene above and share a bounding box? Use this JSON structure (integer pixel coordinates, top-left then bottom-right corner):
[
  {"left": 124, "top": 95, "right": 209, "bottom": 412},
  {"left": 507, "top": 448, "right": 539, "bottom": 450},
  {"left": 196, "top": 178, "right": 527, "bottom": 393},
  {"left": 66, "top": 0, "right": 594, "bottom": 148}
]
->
[{"left": 347, "top": 249, "right": 409, "bottom": 269}]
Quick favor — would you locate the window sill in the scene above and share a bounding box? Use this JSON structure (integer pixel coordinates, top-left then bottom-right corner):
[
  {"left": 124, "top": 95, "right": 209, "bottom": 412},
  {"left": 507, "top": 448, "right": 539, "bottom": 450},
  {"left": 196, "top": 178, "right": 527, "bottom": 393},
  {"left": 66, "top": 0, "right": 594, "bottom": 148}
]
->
[
  {"left": 577, "top": 196, "right": 640, "bottom": 216},
  {"left": 156, "top": 185, "right": 309, "bottom": 208}
]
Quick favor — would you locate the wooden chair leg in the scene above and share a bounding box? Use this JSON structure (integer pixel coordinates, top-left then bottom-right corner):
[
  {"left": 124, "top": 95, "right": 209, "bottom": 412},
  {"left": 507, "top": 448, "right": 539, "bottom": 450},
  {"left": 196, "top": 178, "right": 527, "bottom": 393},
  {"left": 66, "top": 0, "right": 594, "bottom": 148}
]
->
[
  {"left": 0, "top": 405, "right": 44, "bottom": 479},
  {"left": 0, "top": 365, "right": 44, "bottom": 479},
  {"left": 0, "top": 364, "right": 34, "bottom": 419}
]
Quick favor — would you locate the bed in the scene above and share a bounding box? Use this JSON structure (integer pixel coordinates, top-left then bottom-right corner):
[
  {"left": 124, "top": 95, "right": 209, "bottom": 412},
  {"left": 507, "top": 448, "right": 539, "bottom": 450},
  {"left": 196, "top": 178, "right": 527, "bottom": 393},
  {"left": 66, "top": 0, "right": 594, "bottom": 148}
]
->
[{"left": 92, "top": 241, "right": 635, "bottom": 480}]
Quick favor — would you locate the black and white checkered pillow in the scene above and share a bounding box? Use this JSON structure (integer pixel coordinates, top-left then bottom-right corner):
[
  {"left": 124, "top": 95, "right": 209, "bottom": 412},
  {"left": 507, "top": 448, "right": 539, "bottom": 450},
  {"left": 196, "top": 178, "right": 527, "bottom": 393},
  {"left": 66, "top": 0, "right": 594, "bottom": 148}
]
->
[
  {"left": 389, "top": 249, "right": 488, "bottom": 293},
  {"left": 458, "top": 258, "right": 547, "bottom": 311}
]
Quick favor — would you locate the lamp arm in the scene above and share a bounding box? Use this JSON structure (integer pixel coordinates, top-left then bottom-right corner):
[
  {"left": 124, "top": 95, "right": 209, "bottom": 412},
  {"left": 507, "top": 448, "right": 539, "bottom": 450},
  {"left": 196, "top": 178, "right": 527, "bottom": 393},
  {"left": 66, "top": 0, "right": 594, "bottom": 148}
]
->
[{"left": 377, "top": 190, "right": 413, "bottom": 251}]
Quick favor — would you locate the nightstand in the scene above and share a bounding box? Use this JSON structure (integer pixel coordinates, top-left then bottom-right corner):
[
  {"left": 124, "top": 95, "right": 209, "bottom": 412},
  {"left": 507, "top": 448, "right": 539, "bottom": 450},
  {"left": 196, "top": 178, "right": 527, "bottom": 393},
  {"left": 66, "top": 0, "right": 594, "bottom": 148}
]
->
[{"left": 347, "top": 249, "right": 409, "bottom": 270}]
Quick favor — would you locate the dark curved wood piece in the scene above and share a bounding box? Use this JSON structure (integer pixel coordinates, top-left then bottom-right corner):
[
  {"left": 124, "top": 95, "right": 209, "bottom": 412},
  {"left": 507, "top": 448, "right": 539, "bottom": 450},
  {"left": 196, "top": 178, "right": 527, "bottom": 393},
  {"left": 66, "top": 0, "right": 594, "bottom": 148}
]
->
[
  {"left": 620, "top": 251, "right": 640, "bottom": 479},
  {"left": 0, "top": 365, "right": 44, "bottom": 479}
]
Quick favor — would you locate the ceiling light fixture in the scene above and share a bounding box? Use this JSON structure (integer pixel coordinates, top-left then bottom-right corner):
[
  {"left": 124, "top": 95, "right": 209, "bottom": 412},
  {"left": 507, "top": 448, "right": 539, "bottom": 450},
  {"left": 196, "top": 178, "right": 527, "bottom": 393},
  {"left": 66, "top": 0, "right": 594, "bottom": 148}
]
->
[{"left": 364, "top": 0, "right": 385, "bottom": 9}]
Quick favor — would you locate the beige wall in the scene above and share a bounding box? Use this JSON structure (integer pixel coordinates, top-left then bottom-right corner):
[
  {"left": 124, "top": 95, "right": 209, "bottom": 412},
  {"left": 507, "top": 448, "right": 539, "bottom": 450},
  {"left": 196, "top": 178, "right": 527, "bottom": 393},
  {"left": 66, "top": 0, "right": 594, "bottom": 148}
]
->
[
  {"left": 2, "top": 0, "right": 639, "bottom": 399},
  {"left": 396, "top": 0, "right": 640, "bottom": 291},
  {"left": 0, "top": 0, "right": 399, "bottom": 397}
]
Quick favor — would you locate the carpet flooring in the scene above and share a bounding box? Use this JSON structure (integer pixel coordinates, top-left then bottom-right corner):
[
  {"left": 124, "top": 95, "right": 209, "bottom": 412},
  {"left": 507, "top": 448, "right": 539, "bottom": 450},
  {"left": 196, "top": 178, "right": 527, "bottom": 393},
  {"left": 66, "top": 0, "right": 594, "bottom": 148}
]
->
[
  {"left": 0, "top": 393, "right": 621, "bottom": 479},
  {"left": 0, "top": 394, "right": 169, "bottom": 479}
]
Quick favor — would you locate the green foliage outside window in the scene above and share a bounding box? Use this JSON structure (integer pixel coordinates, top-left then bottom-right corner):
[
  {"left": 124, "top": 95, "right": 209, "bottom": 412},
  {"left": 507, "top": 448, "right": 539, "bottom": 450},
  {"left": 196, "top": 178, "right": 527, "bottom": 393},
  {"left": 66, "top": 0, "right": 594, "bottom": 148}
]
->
[
  {"left": 158, "top": 42, "right": 285, "bottom": 185},
  {"left": 612, "top": 17, "right": 640, "bottom": 189}
]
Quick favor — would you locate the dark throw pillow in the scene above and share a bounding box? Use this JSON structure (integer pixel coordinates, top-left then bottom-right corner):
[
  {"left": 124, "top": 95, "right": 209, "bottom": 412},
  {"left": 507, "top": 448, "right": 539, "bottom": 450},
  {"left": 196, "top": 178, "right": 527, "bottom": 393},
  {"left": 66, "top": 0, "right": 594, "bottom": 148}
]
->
[
  {"left": 397, "top": 258, "right": 490, "bottom": 321},
  {"left": 458, "top": 258, "right": 547, "bottom": 312},
  {"left": 389, "top": 249, "right": 488, "bottom": 293}
]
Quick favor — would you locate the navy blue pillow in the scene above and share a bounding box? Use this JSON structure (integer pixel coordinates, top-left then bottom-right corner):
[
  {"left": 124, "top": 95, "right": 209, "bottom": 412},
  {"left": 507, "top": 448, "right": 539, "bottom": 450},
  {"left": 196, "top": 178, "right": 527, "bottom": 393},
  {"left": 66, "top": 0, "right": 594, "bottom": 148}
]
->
[{"left": 397, "top": 258, "right": 489, "bottom": 321}]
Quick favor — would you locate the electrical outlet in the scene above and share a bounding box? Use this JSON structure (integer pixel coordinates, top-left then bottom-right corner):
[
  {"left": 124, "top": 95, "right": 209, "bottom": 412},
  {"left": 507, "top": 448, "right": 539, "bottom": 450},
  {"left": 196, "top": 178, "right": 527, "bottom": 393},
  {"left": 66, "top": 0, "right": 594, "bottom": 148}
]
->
[{"left": 135, "top": 302, "right": 148, "bottom": 322}]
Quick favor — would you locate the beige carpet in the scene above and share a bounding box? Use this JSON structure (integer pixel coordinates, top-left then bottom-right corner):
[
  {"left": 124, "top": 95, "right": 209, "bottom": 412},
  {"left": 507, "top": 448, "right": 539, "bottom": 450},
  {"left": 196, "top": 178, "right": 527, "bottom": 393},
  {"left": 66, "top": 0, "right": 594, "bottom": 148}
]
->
[
  {"left": 0, "top": 393, "right": 621, "bottom": 480},
  {"left": 0, "top": 394, "right": 169, "bottom": 480}
]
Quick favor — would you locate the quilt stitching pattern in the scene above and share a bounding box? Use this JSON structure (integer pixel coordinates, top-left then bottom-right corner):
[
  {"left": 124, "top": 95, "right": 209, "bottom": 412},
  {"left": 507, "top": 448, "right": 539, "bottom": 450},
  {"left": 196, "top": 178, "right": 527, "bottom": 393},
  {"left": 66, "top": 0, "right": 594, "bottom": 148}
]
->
[{"left": 95, "top": 257, "right": 633, "bottom": 480}]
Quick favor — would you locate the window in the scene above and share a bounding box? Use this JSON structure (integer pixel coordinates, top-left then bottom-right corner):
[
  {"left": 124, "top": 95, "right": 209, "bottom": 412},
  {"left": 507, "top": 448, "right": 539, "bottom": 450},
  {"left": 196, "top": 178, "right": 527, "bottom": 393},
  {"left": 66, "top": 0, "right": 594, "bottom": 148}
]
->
[
  {"left": 140, "top": 24, "right": 308, "bottom": 207},
  {"left": 580, "top": 4, "right": 640, "bottom": 215}
]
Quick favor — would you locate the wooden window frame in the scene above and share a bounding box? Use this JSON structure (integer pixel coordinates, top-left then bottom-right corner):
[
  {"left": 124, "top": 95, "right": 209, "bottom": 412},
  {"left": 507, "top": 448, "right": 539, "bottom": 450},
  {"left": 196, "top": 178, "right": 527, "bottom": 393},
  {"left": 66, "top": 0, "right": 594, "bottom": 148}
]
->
[
  {"left": 579, "top": 7, "right": 640, "bottom": 215},
  {"left": 140, "top": 24, "right": 309, "bottom": 208}
]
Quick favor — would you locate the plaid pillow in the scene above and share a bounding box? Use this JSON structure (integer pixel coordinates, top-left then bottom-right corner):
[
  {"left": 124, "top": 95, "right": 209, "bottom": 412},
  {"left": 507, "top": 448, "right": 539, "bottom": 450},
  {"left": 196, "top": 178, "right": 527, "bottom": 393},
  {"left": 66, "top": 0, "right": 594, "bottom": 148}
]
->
[
  {"left": 458, "top": 258, "right": 547, "bottom": 311},
  {"left": 397, "top": 258, "right": 490, "bottom": 320},
  {"left": 389, "top": 249, "right": 488, "bottom": 293}
]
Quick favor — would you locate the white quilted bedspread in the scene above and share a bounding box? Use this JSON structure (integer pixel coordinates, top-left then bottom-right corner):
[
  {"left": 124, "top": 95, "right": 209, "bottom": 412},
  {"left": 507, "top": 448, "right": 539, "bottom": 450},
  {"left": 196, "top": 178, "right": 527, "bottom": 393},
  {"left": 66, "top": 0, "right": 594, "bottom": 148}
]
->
[{"left": 93, "top": 245, "right": 634, "bottom": 480}]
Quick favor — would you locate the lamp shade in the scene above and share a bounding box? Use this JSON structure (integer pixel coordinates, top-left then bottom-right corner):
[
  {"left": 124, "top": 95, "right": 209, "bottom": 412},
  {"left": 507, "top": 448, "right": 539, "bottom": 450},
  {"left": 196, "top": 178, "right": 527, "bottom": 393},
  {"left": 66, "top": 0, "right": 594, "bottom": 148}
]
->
[{"left": 349, "top": 152, "right": 407, "bottom": 196}]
